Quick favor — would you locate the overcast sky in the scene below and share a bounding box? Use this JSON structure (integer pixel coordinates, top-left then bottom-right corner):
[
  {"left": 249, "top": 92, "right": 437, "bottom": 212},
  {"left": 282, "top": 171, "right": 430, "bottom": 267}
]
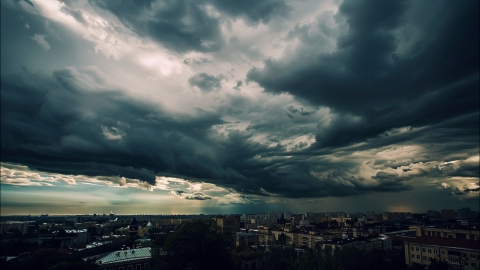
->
[{"left": 1, "top": 0, "right": 478, "bottom": 215}]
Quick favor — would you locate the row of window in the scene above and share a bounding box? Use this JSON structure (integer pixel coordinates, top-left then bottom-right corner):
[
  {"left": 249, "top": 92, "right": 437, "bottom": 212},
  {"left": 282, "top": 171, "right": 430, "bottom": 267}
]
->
[
  {"left": 411, "top": 246, "right": 479, "bottom": 260},
  {"left": 410, "top": 246, "right": 445, "bottom": 255},
  {"left": 412, "top": 256, "right": 477, "bottom": 267},
  {"left": 411, "top": 255, "right": 434, "bottom": 261}
]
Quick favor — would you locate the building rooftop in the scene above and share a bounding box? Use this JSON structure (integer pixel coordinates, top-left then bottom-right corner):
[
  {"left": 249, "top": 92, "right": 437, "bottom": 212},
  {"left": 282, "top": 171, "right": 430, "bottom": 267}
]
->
[
  {"left": 89, "top": 247, "right": 152, "bottom": 266},
  {"left": 129, "top": 217, "right": 139, "bottom": 226},
  {"left": 325, "top": 238, "right": 358, "bottom": 245},
  {"left": 236, "top": 232, "right": 258, "bottom": 237},
  {"left": 405, "top": 236, "right": 479, "bottom": 250}
]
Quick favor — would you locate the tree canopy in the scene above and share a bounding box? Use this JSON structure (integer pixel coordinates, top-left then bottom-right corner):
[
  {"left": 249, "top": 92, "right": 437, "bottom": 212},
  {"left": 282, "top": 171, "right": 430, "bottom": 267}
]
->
[{"left": 153, "top": 219, "right": 235, "bottom": 270}]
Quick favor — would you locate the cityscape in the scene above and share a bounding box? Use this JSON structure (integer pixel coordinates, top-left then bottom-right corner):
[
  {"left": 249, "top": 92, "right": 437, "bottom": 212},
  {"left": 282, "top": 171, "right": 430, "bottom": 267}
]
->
[
  {"left": 1, "top": 207, "right": 479, "bottom": 269},
  {"left": 1, "top": 0, "right": 479, "bottom": 269}
]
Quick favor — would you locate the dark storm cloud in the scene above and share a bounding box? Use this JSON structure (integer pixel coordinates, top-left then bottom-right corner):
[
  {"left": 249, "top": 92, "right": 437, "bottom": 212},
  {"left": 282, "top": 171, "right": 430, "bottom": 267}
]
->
[
  {"left": 247, "top": 0, "right": 479, "bottom": 149},
  {"left": 1, "top": 0, "right": 478, "bottom": 201},
  {"left": 91, "top": 0, "right": 290, "bottom": 53},
  {"left": 258, "top": 110, "right": 478, "bottom": 197},
  {"left": 92, "top": 0, "right": 224, "bottom": 53},
  {"left": 171, "top": 190, "right": 212, "bottom": 200},
  {"left": 464, "top": 183, "right": 480, "bottom": 193},
  {"left": 183, "top": 58, "right": 211, "bottom": 65},
  {"left": 233, "top": 80, "right": 242, "bottom": 90},
  {"left": 287, "top": 106, "right": 315, "bottom": 116},
  {"left": 1, "top": 66, "right": 225, "bottom": 184},
  {"left": 188, "top": 72, "right": 223, "bottom": 92},
  {"left": 1, "top": 66, "right": 478, "bottom": 198}
]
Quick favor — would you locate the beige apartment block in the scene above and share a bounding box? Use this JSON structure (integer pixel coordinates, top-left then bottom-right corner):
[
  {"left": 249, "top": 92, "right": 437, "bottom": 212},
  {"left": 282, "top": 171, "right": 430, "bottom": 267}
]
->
[
  {"left": 1, "top": 221, "right": 29, "bottom": 235},
  {"left": 404, "top": 236, "right": 479, "bottom": 270},
  {"left": 214, "top": 215, "right": 240, "bottom": 232},
  {"left": 270, "top": 231, "right": 337, "bottom": 249},
  {"left": 410, "top": 225, "right": 479, "bottom": 241}
]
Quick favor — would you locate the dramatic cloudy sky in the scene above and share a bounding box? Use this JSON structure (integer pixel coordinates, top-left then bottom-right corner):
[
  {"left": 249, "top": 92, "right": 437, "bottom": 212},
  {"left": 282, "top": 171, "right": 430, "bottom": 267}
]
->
[{"left": 1, "top": 0, "right": 478, "bottom": 215}]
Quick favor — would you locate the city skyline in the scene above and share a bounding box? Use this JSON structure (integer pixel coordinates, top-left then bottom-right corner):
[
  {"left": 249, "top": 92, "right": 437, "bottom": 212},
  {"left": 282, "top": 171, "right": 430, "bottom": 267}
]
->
[
  {"left": 1, "top": 0, "right": 479, "bottom": 215},
  {"left": 0, "top": 207, "right": 475, "bottom": 217}
]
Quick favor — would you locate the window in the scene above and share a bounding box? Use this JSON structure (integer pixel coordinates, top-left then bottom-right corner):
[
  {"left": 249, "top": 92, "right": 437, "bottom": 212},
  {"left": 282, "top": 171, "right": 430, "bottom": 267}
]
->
[
  {"left": 128, "top": 266, "right": 133, "bottom": 270},
  {"left": 434, "top": 250, "right": 438, "bottom": 254},
  {"left": 411, "top": 247, "right": 414, "bottom": 251},
  {"left": 464, "top": 262, "right": 469, "bottom": 266},
  {"left": 441, "top": 251, "right": 446, "bottom": 255},
  {"left": 428, "top": 249, "right": 431, "bottom": 253},
  {"left": 416, "top": 247, "right": 420, "bottom": 251},
  {"left": 136, "top": 264, "right": 141, "bottom": 270},
  {"left": 423, "top": 256, "right": 426, "bottom": 261},
  {"left": 412, "top": 255, "right": 415, "bottom": 258},
  {"left": 423, "top": 248, "right": 426, "bottom": 252},
  {"left": 417, "top": 255, "right": 420, "bottom": 259}
]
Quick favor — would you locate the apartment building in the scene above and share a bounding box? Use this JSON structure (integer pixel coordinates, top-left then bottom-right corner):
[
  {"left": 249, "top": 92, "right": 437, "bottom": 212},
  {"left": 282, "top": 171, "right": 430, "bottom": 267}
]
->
[
  {"left": 382, "top": 212, "right": 412, "bottom": 221},
  {"left": 321, "top": 238, "right": 358, "bottom": 253},
  {"left": 214, "top": 215, "right": 240, "bottom": 232},
  {"left": 270, "top": 230, "right": 339, "bottom": 249},
  {"left": 410, "top": 225, "right": 479, "bottom": 241},
  {"left": 357, "top": 234, "right": 392, "bottom": 251},
  {"left": 1, "top": 221, "right": 29, "bottom": 235},
  {"left": 38, "top": 229, "right": 90, "bottom": 248},
  {"left": 404, "top": 236, "right": 480, "bottom": 270},
  {"left": 330, "top": 217, "right": 353, "bottom": 224},
  {"left": 236, "top": 231, "right": 259, "bottom": 247}
]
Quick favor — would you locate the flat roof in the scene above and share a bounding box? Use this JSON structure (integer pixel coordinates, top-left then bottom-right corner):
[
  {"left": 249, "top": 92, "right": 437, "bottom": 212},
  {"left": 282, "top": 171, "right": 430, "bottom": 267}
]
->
[{"left": 405, "top": 236, "right": 479, "bottom": 250}]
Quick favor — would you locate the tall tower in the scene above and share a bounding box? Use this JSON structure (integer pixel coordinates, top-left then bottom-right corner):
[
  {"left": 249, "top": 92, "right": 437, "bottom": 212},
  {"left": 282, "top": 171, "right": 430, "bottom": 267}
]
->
[{"left": 128, "top": 216, "right": 139, "bottom": 237}]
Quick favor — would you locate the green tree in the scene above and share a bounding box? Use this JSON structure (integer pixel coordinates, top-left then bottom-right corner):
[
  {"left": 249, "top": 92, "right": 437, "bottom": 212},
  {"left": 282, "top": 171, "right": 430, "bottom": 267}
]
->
[
  {"left": 153, "top": 219, "right": 234, "bottom": 270},
  {"left": 231, "top": 247, "right": 263, "bottom": 270},
  {"left": 289, "top": 250, "right": 319, "bottom": 270},
  {"left": 316, "top": 247, "right": 343, "bottom": 270},
  {"left": 149, "top": 227, "right": 169, "bottom": 248},
  {"left": 149, "top": 227, "right": 170, "bottom": 269},
  {"left": 0, "top": 239, "right": 37, "bottom": 256},
  {"left": 257, "top": 244, "right": 297, "bottom": 270},
  {"left": 5, "top": 248, "right": 95, "bottom": 270}
]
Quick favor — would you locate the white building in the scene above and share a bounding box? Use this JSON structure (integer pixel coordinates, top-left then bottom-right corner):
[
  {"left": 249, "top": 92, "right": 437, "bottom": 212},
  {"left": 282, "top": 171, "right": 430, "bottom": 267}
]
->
[{"left": 358, "top": 234, "right": 392, "bottom": 251}]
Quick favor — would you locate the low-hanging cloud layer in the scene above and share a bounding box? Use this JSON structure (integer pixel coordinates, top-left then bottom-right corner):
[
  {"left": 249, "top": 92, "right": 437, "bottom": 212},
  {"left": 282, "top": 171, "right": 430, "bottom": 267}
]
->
[{"left": 1, "top": 0, "right": 478, "bottom": 212}]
